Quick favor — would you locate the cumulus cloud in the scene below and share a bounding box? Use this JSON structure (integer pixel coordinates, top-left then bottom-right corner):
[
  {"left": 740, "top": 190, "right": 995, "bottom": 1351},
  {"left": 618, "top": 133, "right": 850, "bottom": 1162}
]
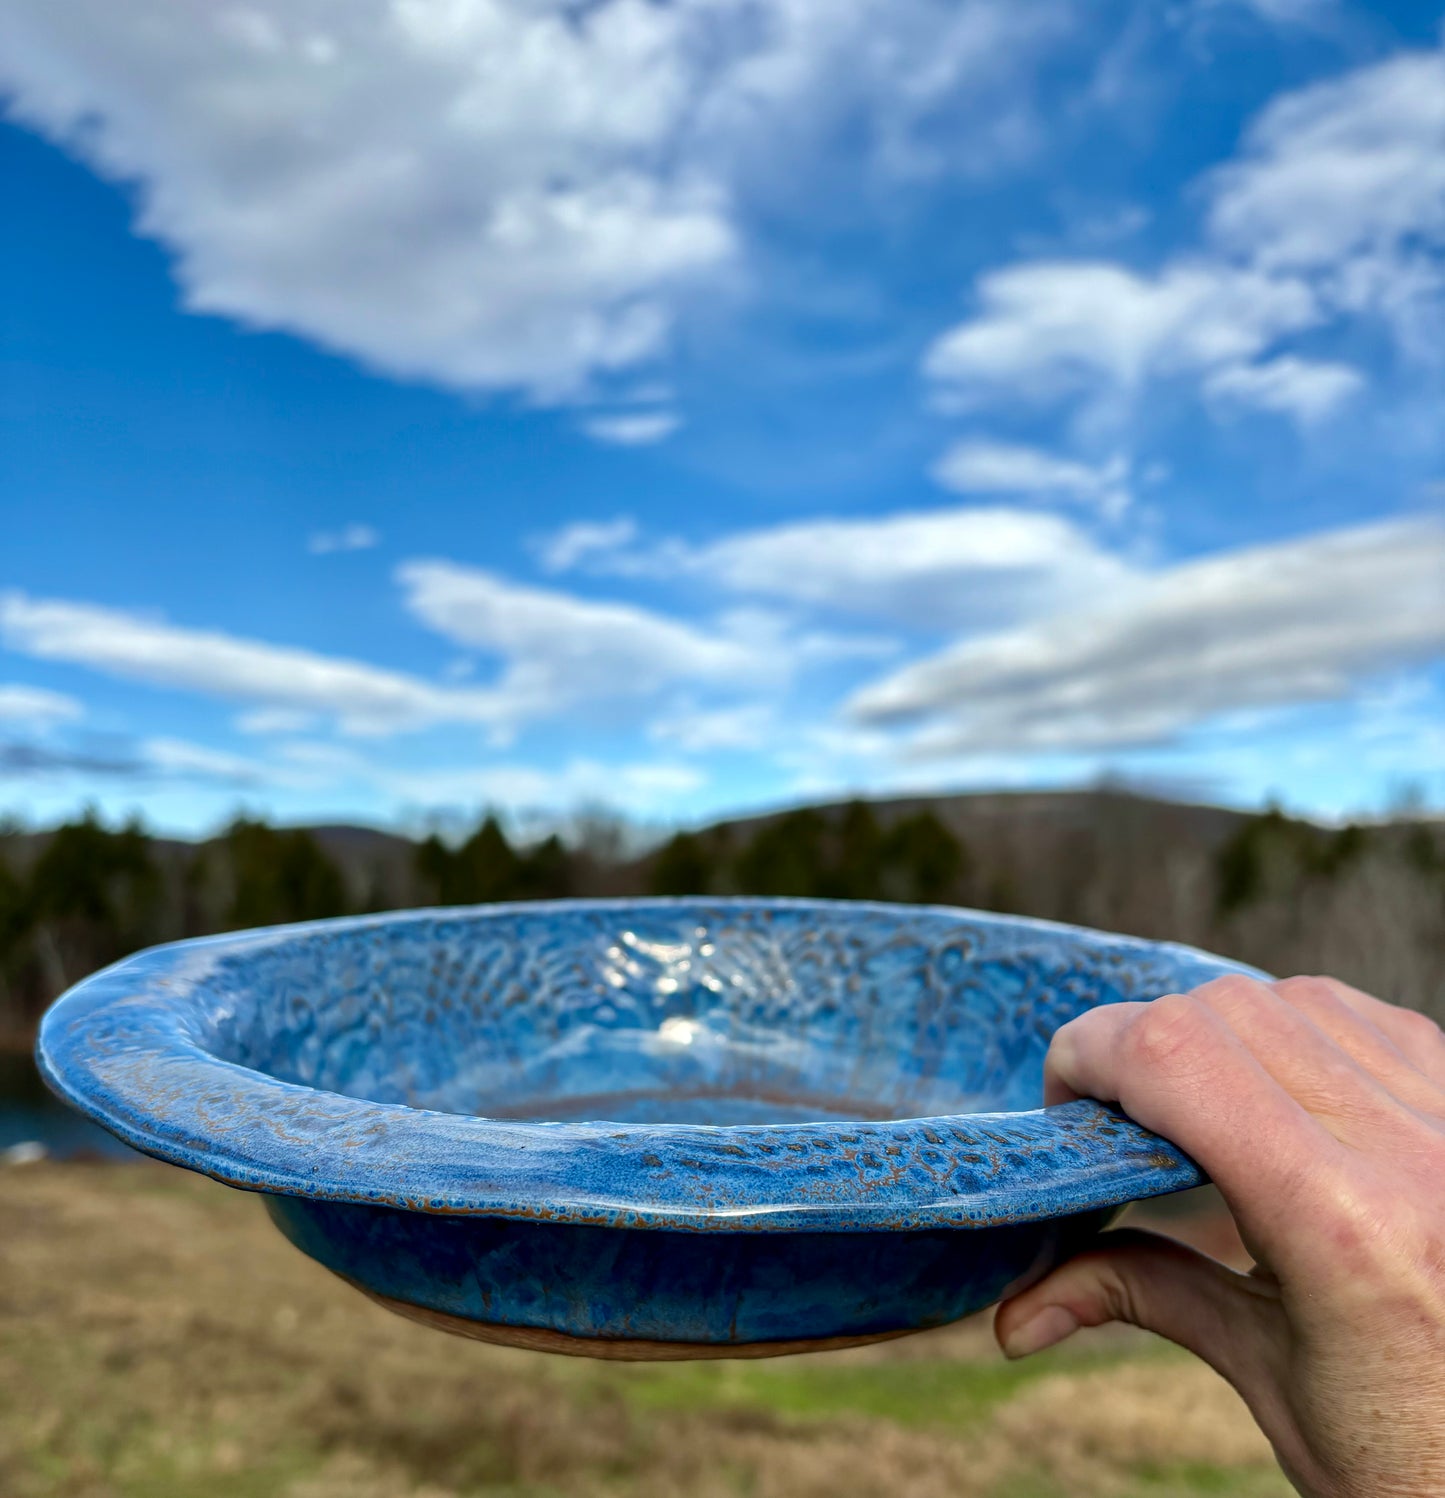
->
[
  {"left": 924, "top": 36, "right": 1445, "bottom": 439},
  {"left": 924, "top": 258, "right": 1319, "bottom": 408},
  {"left": 0, "top": 0, "right": 729, "bottom": 399},
  {"left": 0, "top": 0, "right": 1068, "bottom": 400},
  {"left": 1207, "top": 43, "right": 1445, "bottom": 286},
  {"left": 0, "top": 683, "right": 84, "bottom": 730},
  {"left": 538, "top": 504, "right": 1137, "bottom": 630},
  {"left": 931, "top": 440, "right": 1131, "bottom": 517},
  {"left": 1205, "top": 38, "right": 1445, "bottom": 359},
  {"left": 847, "top": 517, "right": 1445, "bottom": 757}
]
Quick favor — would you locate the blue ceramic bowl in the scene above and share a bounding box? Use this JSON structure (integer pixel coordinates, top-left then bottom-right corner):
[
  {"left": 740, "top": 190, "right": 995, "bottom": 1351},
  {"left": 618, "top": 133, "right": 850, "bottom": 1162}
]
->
[{"left": 37, "top": 899, "right": 1255, "bottom": 1359}]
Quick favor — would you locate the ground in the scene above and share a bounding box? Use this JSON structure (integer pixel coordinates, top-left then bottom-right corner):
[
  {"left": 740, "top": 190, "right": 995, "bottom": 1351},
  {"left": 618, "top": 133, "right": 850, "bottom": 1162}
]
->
[{"left": 0, "top": 1161, "right": 1293, "bottom": 1498}]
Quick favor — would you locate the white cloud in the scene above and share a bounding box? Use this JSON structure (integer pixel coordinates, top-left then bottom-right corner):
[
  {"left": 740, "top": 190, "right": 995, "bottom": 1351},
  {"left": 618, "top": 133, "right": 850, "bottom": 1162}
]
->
[
  {"left": 1, "top": 564, "right": 861, "bottom": 751},
  {"left": 0, "top": 0, "right": 1069, "bottom": 400},
  {"left": 545, "top": 505, "right": 1137, "bottom": 631},
  {"left": 847, "top": 517, "right": 1445, "bottom": 757},
  {"left": 533, "top": 517, "right": 640, "bottom": 575},
  {"left": 931, "top": 440, "right": 1131, "bottom": 517},
  {"left": 140, "top": 737, "right": 269, "bottom": 784},
  {"left": 1205, "top": 39, "right": 1445, "bottom": 357},
  {"left": 1203, "top": 354, "right": 1363, "bottom": 423},
  {"left": 924, "top": 258, "right": 1319, "bottom": 406},
  {"left": 0, "top": 590, "right": 510, "bottom": 736},
  {"left": 236, "top": 707, "right": 320, "bottom": 735},
  {"left": 923, "top": 37, "right": 1445, "bottom": 443},
  {"left": 1207, "top": 43, "right": 1445, "bottom": 284},
  {"left": 0, "top": 683, "right": 84, "bottom": 729},
  {"left": 309, "top": 524, "right": 379, "bottom": 555},
  {"left": 0, "top": 0, "right": 729, "bottom": 400},
  {"left": 582, "top": 412, "right": 682, "bottom": 446},
  {"left": 708, "top": 605, "right": 899, "bottom": 668},
  {"left": 396, "top": 559, "right": 770, "bottom": 724},
  {"left": 648, "top": 701, "right": 777, "bottom": 753}
]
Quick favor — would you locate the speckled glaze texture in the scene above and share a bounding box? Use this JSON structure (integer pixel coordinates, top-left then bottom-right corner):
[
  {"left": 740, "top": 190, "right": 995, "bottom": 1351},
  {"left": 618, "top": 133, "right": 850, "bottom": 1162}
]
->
[{"left": 38, "top": 899, "right": 1262, "bottom": 1354}]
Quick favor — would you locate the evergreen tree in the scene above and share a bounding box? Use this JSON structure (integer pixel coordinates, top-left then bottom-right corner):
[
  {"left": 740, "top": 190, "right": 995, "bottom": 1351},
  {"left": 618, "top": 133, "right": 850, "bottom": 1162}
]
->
[
  {"left": 516, "top": 833, "right": 574, "bottom": 900},
  {"left": 0, "top": 855, "right": 29, "bottom": 1009},
  {"left": 829, "top": 799, "right": 883, "bottom": 899},
  {"left": 880, "top": 811, "right": 967, "bottom": 903},
  {"left": 25, "top": 811, "right": 163, "bottom": 989},
  {"left": 649, "top": 832, "right": 713, "bottom": 896},
  {"left": 224, "top": 819, "right": 349, "bottom": 928},
  {"left": 451, "top": 815, "right": 522, "bottom": 904},
  {"left": 1214, "top": 808, "right": 1341, "bottom": 914},
  {"left": 1311, "top": 822, "right": 1369, "bottom": 879},
  {"left": 732, "top": 809, "right": 829, "bottom": 897},
  {"left": 415, "top": 815, "right": 523, "bottom": 905},
  {"left": 1215, "top": 810, "right": 1283, "bottom": 913}
]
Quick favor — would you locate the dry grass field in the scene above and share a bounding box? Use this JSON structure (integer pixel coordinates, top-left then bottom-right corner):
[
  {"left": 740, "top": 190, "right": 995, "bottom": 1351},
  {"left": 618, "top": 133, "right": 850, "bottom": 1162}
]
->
[{"left": 1, "top": 1159, "right": 1294, "bottom": 1498}]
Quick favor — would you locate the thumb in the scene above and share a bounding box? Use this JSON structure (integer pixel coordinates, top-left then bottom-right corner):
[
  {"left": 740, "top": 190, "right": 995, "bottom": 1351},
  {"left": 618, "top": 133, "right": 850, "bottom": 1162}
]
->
[{"left": 995, "top": 1227, "right": 1281, "bottom": 1387}]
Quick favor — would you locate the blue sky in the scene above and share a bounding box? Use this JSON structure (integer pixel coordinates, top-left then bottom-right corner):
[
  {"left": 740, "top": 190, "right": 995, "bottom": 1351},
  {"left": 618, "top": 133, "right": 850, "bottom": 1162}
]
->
[{"left": 1, "top": 0, "right": 1442, "bottom": 837}]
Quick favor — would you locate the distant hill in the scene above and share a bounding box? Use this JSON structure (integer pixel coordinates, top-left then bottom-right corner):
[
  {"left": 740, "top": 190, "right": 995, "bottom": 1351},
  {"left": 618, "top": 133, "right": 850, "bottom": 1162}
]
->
[
  {"left": 690, "top": 786, "right": 1254, "bottom": 854},
  {"left": 0, "top": 788, "right": 1266, "bottom": 884}
]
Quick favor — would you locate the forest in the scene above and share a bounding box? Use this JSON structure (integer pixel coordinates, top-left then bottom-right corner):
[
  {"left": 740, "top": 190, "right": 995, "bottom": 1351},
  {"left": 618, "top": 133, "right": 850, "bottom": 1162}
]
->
[{"left": 2, "top": 789, "right": 1442, "bottom": 1048}]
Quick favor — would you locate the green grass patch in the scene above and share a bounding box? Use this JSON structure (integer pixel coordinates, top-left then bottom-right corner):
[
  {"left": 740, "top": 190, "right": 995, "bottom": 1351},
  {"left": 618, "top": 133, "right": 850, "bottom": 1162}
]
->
[
  {"left": 611, "top": 1341, "right": 1161, "bottom": 1430},
  {"left": 988, "top": 1464, "right": 1292, "bottom": 1498},
  {"left": 1125, "top": 1461, "right": 1294, "bottom": 1497}
]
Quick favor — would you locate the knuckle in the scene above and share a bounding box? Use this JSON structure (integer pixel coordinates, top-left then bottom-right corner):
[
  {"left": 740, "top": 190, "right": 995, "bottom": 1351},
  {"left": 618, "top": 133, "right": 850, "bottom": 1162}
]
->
[
  {"left": 1128, "top": 993, "right": 1207, "bottom": 1070},
  {"left": 1397, "top": 1008, "right": 1444, "bottom": 1048},
  {"left": 1096, "top": 1261, "right": 1142, "bottom": 1326},
  {"left": 1272, "top": 974, "right": 1331, "bottom": 1005},
  {"left": 1318, "top": 1178, "right": 1434, "bottom": 1296},
  {"left": 1191, "top": 974, "right": 1263, "bottom": 1005},
  {"left": 1271, "top": 976, "right": 1356, "bottom": 1032},
  {"left": 1326, "top": 1183, "right": 1388, "bottom": 1258},
  {"left": 1191, "top": 975, "right": 1271, "bottom": 1026}
]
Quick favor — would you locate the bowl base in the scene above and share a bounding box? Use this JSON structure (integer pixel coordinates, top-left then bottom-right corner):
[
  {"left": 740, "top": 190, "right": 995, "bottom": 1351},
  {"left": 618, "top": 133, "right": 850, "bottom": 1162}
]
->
[{"left": 356, "top": 1282, "right": 923, "bottom": 1361}]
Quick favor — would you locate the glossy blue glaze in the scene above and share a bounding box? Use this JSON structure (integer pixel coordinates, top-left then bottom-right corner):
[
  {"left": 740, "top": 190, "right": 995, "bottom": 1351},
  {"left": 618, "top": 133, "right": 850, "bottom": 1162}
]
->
[
  {"left": 264, "top": 1194, "right": 1116, "bottom": 1345},
  {"left": 37, "top": 899, "right": 1261, "bottom": 1353}
]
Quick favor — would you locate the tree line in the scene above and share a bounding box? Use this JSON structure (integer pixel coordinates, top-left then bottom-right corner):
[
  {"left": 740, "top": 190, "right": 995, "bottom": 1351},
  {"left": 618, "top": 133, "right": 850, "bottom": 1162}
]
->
[{"left": 2, "top": 794, "right": 1441, "bottom": 1046}]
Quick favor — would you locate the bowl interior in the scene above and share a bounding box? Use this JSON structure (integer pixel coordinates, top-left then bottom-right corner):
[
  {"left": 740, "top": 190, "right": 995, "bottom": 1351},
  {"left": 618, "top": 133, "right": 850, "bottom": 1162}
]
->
[{"left": 195, "top": 902, "right": 1185, "bottom": 1128}]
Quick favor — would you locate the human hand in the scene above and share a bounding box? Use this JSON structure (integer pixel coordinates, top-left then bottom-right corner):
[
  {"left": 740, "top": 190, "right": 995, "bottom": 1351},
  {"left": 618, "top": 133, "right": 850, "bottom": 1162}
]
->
[{"left": 994, "top": 975, "right": 1445, "bottom": 1498}]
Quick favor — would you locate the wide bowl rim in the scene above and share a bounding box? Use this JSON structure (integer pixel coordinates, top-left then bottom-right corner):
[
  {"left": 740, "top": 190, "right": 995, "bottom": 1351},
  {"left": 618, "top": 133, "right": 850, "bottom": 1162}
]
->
[{"left": 36, "top": 897, "right": 1254, "bottom": 1232}]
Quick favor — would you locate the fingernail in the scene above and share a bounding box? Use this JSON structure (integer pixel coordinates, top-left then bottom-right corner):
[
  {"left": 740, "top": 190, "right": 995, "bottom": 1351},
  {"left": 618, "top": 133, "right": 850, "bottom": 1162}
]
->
[{"left": 1002, "top": 1305, "right": 1079, "bottom": 1359}]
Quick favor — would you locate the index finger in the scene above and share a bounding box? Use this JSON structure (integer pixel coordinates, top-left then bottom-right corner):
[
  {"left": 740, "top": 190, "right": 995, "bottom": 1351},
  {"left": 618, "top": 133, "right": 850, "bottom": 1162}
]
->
[{"left": 1047, "top": 994, "right": 1347, "bottom": 1263}]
